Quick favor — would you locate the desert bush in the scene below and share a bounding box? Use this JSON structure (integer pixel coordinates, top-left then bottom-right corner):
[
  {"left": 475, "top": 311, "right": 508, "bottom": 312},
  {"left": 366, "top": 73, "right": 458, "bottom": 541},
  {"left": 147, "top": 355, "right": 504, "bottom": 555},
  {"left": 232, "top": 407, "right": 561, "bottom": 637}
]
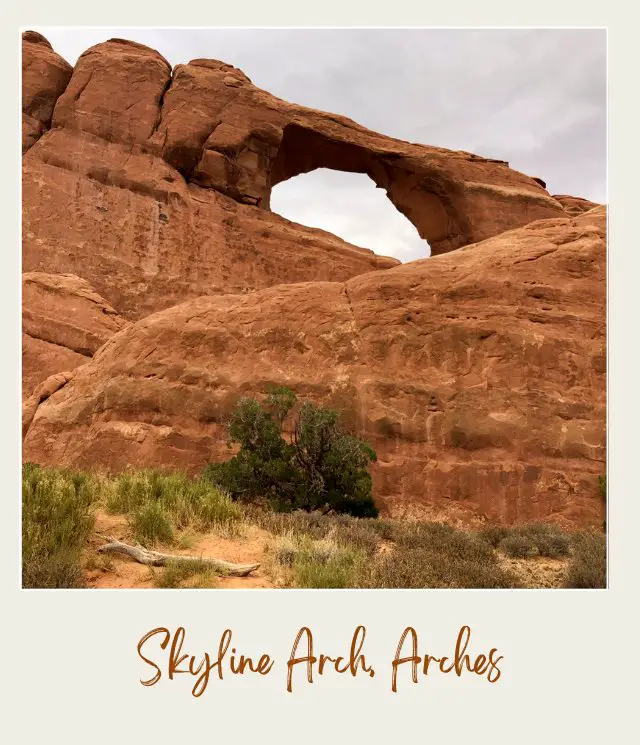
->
[
  {"left": 565, "top": 532, "right": 606, "bottom": 588},
  {"left": 496, "top": 523, "right": 571, "bottom": 559},
  {"left": 259, "top": 511, "right": 521, "bottom": 588},
  {"left": 106, "top": 469, "right": 242, "bottom": 543},
  {"left": 359, "top": 522, "right": 520, "bottom": 589},
  {"left": 204, "top": 387, "right": 378, "bottom": 517},
  {"left": 271, "top": 531, "right": 300, "bottom": 567},
  {"left": 526, "top": 524, "right": 571, "bottom": 558},
  {"left": 22, "top": 464, "right": 97, "bottom": 588},
  {"left": 153, "top": 559, "right": 222, "bottom": 589},
  {"left": 247, "top": 506, "right": 386, "bottom": 555},
  {"left": 499, "top": 533, "right": 534, "bottom": 558},
  {"left": 293, "top": 553, "right": 360, "bottom": 589},
  {"left": 269, "top": 532, "right": 364, "bottom": 588},
  {"left": 478, "top": 525, "right": 510, "bottom": 549},
  {"left": 598, "top": 475, "right": 606, "bottom": 499},
  {"left": 132, "top": 502, "right": 174, "bottom": 544}
]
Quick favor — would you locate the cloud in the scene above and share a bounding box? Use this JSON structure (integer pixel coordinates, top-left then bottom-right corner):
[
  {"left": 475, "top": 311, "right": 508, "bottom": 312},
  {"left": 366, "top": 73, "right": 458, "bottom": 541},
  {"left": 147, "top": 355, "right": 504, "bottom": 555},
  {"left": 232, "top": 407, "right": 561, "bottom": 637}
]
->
[
  {"left": 31, "top": 28, "right": 606, "bottom": 263},
  {"left": 270, "top": 169, "right": 429, "bottom": 261}
]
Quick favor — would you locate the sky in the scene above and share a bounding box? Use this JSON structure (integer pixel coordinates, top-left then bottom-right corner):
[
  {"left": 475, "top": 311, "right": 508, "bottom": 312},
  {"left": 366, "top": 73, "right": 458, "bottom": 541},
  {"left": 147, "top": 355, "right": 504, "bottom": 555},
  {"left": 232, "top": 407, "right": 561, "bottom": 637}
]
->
[{"left": 32, "top": 28, "right": 607, "bottom": 262}]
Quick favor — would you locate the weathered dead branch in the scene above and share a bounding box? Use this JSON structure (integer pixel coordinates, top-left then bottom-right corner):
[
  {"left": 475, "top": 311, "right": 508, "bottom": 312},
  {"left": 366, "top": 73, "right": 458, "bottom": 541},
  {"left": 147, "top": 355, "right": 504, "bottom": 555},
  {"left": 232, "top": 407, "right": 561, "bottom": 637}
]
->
[{"left": 96, "top": 537, "right": 260, "bottom": 576}]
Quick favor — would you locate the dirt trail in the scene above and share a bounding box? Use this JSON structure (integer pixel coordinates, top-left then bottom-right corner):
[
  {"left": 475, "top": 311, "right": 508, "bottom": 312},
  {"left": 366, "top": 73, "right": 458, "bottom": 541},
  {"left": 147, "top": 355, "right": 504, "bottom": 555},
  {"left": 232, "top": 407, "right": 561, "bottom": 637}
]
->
[{"left": 84, "top": 511, "right": 276, "bottom": 589}]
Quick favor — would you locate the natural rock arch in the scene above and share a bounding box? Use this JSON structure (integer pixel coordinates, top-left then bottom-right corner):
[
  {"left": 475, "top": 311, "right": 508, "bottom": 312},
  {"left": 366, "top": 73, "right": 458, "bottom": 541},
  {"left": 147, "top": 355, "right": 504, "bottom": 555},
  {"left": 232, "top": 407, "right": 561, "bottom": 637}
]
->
[
  {"left": 266, "top": 124, "right": 444, "bottom": 254},
  {"left": 23, "top": 35, "right": 568, "bottom": 321}
]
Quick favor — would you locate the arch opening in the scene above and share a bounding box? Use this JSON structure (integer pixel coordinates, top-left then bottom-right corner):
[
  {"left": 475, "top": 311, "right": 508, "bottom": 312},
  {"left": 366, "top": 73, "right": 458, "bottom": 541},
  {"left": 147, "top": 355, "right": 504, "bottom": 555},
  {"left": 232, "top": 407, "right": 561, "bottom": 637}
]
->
[
  {"left": 262, "top": 123, "right": 462, "bottom": 257},
  {"left": 270, "top": 169, "right": 431, "bottom": 262}
]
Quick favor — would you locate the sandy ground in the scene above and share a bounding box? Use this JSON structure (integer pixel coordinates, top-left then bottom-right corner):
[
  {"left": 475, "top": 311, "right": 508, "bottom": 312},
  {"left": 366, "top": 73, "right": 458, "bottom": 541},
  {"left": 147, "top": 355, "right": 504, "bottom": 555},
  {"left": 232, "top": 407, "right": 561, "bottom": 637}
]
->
[{"left": 84, "top": 511, "right": 276, "bottom": 589}]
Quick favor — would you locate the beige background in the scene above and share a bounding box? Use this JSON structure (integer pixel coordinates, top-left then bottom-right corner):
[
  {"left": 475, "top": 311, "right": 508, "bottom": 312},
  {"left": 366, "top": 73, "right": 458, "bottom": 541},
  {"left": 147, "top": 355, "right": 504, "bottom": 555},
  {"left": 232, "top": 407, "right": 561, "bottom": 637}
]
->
[{"left": 3, "top": 1, "right": 636, "bottom": 742}]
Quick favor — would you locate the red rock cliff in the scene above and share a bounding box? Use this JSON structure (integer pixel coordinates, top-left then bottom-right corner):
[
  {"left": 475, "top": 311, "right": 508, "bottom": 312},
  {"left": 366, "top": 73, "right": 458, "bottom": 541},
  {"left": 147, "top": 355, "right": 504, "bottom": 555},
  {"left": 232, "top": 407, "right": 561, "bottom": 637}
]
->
[{"left": 21, "top": 33, "right": 605, "bottom": 528}]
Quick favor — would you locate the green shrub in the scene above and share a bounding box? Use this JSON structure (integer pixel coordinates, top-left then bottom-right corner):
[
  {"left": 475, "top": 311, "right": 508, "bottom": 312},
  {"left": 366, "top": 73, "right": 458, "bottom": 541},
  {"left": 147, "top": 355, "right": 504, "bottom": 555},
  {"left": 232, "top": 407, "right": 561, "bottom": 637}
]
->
[
  {"left": 528, "top": 524, "right": 571, "bottom": 558},
  {"left": 204, "top": 387, "right": 378, "bottom": 517},
  {"left": 598, "top": 475, "right": 606, "bottom": 499},
  {"left": 106, "top": 469, "right": 242, "bottom": 542},
  {"left": 153, "top": 559, "right": 222, "bottom": 589},
  {"left": 565, "top": 532, "right": 606, "bottom": 588},
  {"left": 22, "top": 464, "right": 96, "bottom": 588},
  {"left": 132, "top": 502, "right": 174, "bottom": 544},
  {"left": 293, "top": 554, "right": 360, "bottom": 589}
]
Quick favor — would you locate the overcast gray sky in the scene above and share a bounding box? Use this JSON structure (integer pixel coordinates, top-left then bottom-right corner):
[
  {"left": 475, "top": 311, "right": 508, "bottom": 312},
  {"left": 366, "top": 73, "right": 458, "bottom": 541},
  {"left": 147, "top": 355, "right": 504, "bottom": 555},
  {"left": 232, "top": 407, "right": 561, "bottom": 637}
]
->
[{"left": 32, "top": 28, "right": 606, "bottom": 262}]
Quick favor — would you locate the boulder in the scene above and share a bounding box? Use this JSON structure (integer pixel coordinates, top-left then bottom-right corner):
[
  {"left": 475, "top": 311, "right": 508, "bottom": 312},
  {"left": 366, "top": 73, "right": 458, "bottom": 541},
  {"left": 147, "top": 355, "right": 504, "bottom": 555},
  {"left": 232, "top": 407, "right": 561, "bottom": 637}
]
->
[
  {"left": 22, "top": 31, "right": 72, "bottom": 153},
  {"left": 553, "top": 194, "right": 602, "bottom": 216},
  {"left": 22, "top": 272, "right": 129, "bottom": 396}
]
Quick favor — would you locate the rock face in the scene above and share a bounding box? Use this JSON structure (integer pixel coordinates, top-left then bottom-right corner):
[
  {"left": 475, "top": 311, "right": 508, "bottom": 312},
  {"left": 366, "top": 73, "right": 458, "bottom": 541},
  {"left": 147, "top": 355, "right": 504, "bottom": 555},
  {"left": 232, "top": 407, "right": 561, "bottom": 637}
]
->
[
  {"left": 553, "top": 194, "right": 602, "bottom": 216},
  {"left": 24, "top": 209, "right": 606, "bottom": 528},
  {"left": 22, "top": 35, "right": 566, "bottom": 319},
  {"left": 22, "top": 272, "right": 129, "bottom": 396},
  {"left": 22, "top": 31, "right": 73, "bottom": 153},
  {"left": 22, "top": 33, "right": 606, "bottom": 528}
]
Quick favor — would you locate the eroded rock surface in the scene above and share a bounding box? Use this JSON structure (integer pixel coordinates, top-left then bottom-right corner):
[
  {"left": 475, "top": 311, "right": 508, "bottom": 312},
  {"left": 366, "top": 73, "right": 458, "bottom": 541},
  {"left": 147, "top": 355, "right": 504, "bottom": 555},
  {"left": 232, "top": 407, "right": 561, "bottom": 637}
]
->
[
  {"left": 22, "top": 31, "right": 73, "bottom": 153},
  {"left": 21, "top": 34, "right": 606, "bottom": 528},
  {"left": 24, "top": 210, "right": 606, "bottom": 528},
  {"left": 23, "top": 272, "right": 129, "bottom": 396},
  {"left": 553, "top": 194, "right": 602, "bottom": 216},
  {"left": 23, "top": 36, "right": 566, "bottom": 319}
]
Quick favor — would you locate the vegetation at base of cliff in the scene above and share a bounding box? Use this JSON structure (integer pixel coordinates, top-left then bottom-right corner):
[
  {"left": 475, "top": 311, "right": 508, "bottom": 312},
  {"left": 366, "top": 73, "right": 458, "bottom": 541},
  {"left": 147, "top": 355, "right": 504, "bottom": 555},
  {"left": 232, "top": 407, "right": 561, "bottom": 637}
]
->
[
  {"left": 257, "top": 511, "right": 519, "bottom": 589},
  {"left": 104, "top": 469, "right": 242, "bottom": 544},
  {"left": 480, "top": 523, "right": 571, "bottom": 559},
  {"left": 202, "top": 386, "right": 379, "bottom": 518},
  {"left": 564, "top": 531, "right": 607, "bottom": 588},
  {"left": 22, "top": 463, "right": 96, "bottom": 588},
  {"left": 22, "top": 465, "right": 606, "bottom": 589}
]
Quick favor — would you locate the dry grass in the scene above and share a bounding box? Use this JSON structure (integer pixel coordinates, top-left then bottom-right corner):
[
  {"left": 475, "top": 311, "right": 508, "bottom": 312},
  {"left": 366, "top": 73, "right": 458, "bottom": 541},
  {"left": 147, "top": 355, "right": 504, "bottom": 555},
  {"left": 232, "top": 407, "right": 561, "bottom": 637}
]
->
[
  {"left": 486, "top": 523, "right": 571, "bottom": 559},
  {"left": 268, "top": 531, "right": 365, "bottom": 588},
  {"left": 151, "top": 559, "right": 223, "bottom": 589},
  {"left": 359, "top": 522, "right": 520, "bottom": 589},
  {"left": 262, "top": 514, "right": 520, "bottom": 588},
  {"left": 22, "top": 464, "right": 97, "bottom": 588},
  {"left": 104, "top": 469, "right": 243, "bottom": 544},
  {"left": 22, "top": 466, "right": 605, "bottom": 590},
  {"left": 564, "top": 531, "right": 606, "bottom": 588}
]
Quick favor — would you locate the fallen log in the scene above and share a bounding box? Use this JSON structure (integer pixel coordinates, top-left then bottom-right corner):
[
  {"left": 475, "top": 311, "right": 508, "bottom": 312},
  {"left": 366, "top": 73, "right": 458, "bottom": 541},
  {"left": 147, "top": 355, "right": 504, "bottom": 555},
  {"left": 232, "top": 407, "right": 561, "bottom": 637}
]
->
[{"left": 97, "top": 538, "right": 260, "bottom": 577}]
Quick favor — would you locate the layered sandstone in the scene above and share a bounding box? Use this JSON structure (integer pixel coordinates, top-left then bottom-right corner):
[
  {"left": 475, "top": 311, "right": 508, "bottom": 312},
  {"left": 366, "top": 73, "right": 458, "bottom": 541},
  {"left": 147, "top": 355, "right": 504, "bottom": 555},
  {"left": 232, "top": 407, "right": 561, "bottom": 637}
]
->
[
  {"left": 553, "top": 194, "right": 602, "bottom": 216},
  {"left": 21, "top": 33, "right": 606, "bottom": 528},
  {"left": 23, "top": 35, "right": 566, "bottom": 319},
  {"left": 24, "top": 209, "right": 606, "bottom": 528},
  {"left": 22, "top": 272, "right": 129, "bottom": 396}
]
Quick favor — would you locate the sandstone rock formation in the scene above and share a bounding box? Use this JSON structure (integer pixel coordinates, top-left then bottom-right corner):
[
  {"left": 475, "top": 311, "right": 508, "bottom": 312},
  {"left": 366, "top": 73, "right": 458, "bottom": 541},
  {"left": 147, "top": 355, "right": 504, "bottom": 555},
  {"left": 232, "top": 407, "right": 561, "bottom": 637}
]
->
[
  {"left": 22, "top": 272, "right": 129, "bottom": 396},
  {"left": 22, "top": 31, "right": 73, "bottom": 153},
  {"left": 22, "top": 370, "right": 76, "bottom": 441},
  {"left": 24, "top": 208, "right": 606, "bottom": 528},
  {"left": 21, "top": 33, "right": 606, "bottom": 528},
  {"left": 23, "top": 35, "right": 566, "bottom": 319},
  {"left": 553, "top": 194, "right": 602, "bottom": 217}
]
